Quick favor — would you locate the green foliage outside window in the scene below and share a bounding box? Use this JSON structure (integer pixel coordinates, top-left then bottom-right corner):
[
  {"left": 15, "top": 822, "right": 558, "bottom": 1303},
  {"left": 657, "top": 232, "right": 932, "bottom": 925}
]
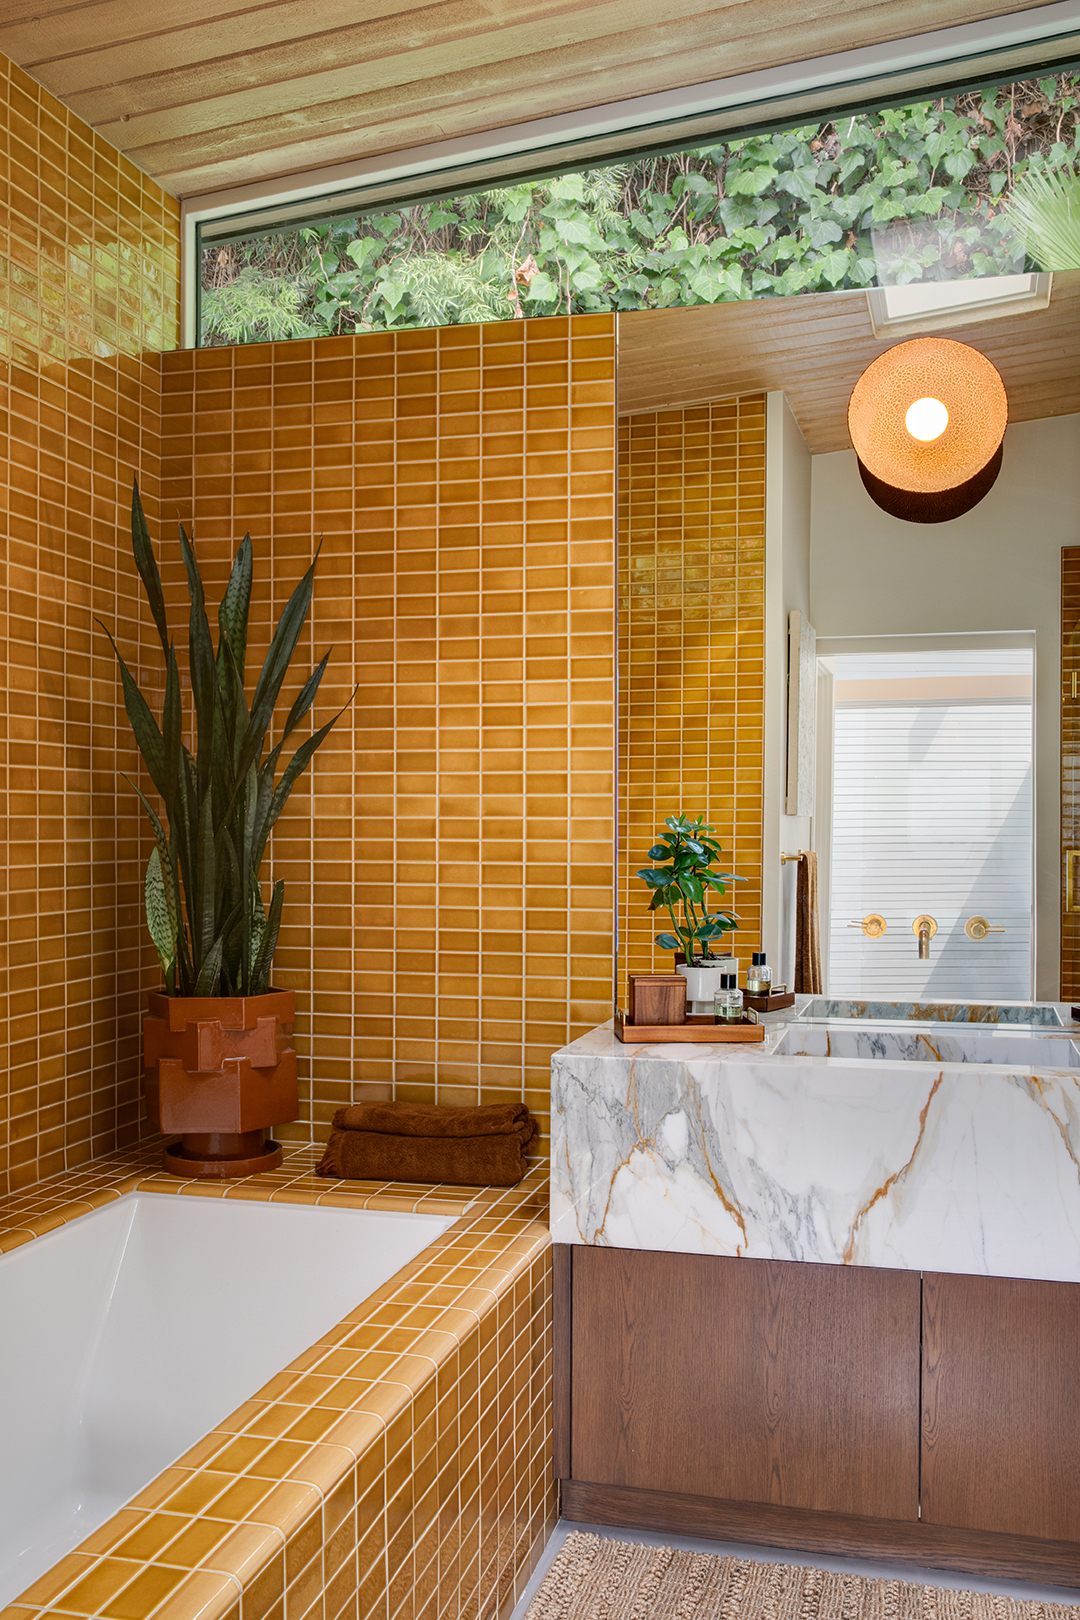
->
[{"left": 200, "top": 76, "right": 1080, "bottom": 345}]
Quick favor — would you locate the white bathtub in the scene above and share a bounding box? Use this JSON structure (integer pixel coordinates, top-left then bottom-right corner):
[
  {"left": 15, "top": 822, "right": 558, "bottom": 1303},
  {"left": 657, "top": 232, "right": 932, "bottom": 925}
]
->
[{"left": 0, "top": 1193, "right": 455, "bottom": 1606}]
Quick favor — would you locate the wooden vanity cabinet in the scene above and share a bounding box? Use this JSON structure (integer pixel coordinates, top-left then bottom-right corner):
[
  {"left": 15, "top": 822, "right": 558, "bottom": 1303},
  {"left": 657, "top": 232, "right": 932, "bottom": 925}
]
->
[
  {"left": 554, "top": 1245, "right": 1080, "bottom": 1585},
  {"left": 922, "top": 1271, "right": 1080, "bottom": 1543},
  {"left": 564, "top": 1245, "right": 920, "bottom": 1521}
]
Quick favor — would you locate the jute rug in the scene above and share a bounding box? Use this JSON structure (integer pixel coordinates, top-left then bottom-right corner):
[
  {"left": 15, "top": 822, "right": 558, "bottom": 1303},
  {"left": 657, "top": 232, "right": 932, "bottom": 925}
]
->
[{"left": 524, "top": 1532, "right": 1080, "bottom": 1620}]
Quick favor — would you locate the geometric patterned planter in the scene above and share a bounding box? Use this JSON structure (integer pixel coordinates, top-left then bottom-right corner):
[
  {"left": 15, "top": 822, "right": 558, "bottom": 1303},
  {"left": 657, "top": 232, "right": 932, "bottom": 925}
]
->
[{"left": 143, "top": 989, "right": 297, "bottom": 1178}]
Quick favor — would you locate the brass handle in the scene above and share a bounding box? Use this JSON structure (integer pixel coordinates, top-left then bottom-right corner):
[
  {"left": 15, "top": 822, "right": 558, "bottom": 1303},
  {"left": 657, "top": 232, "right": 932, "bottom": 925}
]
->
[
  {"left": 1068, "top": 851, "right": 1080, "bottom": 913},
  {"left": 847, "top": 913, "right": 886, "bottom": 938},
  {"left": 965, "top": 915, "right": 1004, "bottom": 940}
]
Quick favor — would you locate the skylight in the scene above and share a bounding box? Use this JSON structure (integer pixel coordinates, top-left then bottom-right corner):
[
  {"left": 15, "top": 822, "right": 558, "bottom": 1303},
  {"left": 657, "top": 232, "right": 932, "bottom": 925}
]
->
[{"left": 866, "top": 273, "right": 1052, "bottom": 337}]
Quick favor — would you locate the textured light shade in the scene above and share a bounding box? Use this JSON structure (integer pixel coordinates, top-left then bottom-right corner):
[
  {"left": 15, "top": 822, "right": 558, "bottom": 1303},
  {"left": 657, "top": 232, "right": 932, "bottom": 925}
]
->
[{"left": 848, "top": 336, "right": 1008, "bottom": 523}]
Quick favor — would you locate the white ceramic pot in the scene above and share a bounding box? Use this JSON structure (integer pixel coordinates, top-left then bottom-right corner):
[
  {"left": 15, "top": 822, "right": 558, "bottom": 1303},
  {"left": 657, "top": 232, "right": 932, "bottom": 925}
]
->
[{"left": 677, "top": 959, "right": 737, "bottom": 1012}]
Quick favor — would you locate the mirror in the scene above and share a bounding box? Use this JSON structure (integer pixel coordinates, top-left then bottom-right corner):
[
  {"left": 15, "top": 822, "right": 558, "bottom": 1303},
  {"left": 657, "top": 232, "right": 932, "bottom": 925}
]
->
[{"left": 615, "top": 273, "right": 1080, "bottom": 1006}]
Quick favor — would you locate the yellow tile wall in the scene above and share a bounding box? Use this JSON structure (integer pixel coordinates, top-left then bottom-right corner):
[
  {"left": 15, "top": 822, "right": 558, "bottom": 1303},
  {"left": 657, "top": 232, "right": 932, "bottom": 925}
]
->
[
  {"left": 617, "top": 398, "right": 766, "bottom": 1005},
  {"left": 157, "top": 317, "right": 617, "bottom": 1160},
  {"left": 0, "top": 51, "right": 180, "bottom": 1194}
]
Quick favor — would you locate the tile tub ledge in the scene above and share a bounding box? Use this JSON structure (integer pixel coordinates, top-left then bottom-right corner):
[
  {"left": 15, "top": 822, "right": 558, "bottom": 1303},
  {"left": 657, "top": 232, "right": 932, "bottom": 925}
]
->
[
  {"left": 550, "top": 1019, "right": 1080, "bottom": 1284},
  {"left": 0, "top": 1147, "right": 555, "bottom": 1620}
]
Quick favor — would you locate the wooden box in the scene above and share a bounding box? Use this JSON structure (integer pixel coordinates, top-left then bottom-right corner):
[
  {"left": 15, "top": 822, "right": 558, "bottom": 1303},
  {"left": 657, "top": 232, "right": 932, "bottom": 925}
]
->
[{"left": 628, "top": 974, "right": 686, "bottom": 1026}]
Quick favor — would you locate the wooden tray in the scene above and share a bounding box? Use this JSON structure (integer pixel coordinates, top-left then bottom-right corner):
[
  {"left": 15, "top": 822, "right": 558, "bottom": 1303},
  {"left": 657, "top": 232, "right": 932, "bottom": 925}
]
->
[
  {"left": 614, "top": 1012, "right": 765, "bottom": 1044},
  {"left": 745, "top": 991, "right": 796, "bottom": 1012}
]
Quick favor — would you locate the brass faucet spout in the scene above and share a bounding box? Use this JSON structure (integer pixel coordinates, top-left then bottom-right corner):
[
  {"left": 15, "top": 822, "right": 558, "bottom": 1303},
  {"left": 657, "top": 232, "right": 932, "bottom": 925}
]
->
[{"left": 913, "top": 914, "right": 938, "bottom": 960}]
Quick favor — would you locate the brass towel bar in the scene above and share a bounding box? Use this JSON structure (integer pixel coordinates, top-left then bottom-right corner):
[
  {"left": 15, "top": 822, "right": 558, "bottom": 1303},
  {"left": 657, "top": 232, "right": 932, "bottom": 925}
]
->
[{"left": 781, "top": 850, "right": 807, "bottom": 865}]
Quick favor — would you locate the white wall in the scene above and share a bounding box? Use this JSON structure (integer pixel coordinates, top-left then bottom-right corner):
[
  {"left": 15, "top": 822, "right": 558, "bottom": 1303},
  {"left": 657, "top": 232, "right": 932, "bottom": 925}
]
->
[
  {"left": 764, "top": 393, "right": 812, "bottom": 984},
  {"left": 809, "top": 412, "right": 1080, "bottom": 999}
]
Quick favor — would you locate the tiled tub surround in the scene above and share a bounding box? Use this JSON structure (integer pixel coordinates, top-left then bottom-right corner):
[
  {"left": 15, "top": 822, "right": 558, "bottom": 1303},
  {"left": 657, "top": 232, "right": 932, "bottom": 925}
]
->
[
  {"left": 0, "top": 1148, "right": 555, "bottom": 1620},
  {"left": 549, "top": 1016, "right": 1080, "bottom": 1283}
]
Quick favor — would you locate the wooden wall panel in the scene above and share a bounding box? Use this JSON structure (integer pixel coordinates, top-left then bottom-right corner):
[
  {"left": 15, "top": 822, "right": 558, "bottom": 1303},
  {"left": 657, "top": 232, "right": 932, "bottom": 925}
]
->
[
  {"left": 922, "top": 1271, "right": 1080, "bottom": 1542},
  {"left": 570, "top": 1245, "right": 920, "bottom": 1521}
]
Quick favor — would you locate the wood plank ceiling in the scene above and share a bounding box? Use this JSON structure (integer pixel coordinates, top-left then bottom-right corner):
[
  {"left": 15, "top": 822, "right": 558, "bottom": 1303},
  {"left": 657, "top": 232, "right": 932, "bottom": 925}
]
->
[
  {"left": 616, "top": 271, "right": 1080, "bottom": 453},
  {"left": 0, "top": 0, "right": 1063, "bottom": 198}
]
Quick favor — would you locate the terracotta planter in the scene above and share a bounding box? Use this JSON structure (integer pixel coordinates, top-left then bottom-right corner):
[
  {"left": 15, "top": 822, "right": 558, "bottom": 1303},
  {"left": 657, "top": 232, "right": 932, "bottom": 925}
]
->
[{"left": 144, "top": 990, "right": 297, "bottom": 1178}]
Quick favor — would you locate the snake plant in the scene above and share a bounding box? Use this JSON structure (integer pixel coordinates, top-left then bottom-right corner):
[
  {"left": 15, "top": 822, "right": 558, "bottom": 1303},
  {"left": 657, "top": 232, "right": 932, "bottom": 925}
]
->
[
  {"left": 101, "top": 481, "right": 353, "bottom": 998},
  {"left": 636, "top": 813, "right": 744, "bottom": 964}
]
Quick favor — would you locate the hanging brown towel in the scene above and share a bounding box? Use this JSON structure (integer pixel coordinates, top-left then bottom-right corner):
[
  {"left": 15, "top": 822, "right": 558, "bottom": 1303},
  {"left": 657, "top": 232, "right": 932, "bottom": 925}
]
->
[
  {"left": 794, "top": 850, "right": 823, "bottom": 994},
  {"left": 316, "top": 1100, "right": 538, "bottom": 1187}
]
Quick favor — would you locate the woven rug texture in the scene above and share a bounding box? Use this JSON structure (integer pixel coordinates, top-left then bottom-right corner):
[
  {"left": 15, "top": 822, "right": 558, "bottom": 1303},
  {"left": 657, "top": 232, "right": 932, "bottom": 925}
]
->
[{"left": 524, "top": 1532, "right": 1080, "bottom": 1620}]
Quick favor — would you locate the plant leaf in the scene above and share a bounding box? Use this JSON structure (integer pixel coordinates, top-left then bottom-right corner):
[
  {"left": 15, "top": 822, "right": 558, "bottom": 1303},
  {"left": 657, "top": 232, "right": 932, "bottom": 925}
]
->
[
  {"left": 217, "top": 534, "right": 253, "bottom": 687},
  {"left": 253, "top": 690, "right": 357, "bottom": 872},
  {"left": 234, "top": 551, "right": 321, "bottom": 783},
  {"left": 250, "top": 879, "right": 284, "bottom": 994},
  {"left": 145, "top": 847, "right": 177, "bottom": 977},
  {"left": 98, "top": 620, "right": 167, "bottom": 796},
  {"left": 193, "top": 934, "right": 224, "bottom": 996},
  {"left": 177, "top": 522, "right": 219, "bottom": 805},
  {"left": 1007, "top": 164, "right": 1080, "bottom": 269},
  {"left": 130, "top": 480, "right": 170, "bottom": 658}
]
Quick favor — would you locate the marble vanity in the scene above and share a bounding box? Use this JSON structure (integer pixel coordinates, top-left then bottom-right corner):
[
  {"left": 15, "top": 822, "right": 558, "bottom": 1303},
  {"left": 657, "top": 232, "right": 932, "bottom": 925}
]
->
[
  {"left": 550, "top": 999, "right": 1080, "bottom": 1578},
  {"left": 550, "top": 999, "right": 1080, "bottom": 1283}
]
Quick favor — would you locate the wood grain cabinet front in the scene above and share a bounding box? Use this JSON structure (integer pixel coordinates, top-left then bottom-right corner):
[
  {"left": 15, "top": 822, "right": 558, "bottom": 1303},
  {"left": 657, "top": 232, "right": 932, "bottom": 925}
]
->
[
  {"left": 568, "top": 1245, "right": 920, "bottom": 1522},
  {"left": 922, "top": 1271, "right": 1080, "bottom": 1542}
]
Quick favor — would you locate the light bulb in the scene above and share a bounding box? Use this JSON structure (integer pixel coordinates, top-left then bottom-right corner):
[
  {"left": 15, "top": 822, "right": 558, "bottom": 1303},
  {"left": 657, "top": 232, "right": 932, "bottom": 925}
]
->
[{"left": 905, "top": 396, "right": 949, "bottom": 442}]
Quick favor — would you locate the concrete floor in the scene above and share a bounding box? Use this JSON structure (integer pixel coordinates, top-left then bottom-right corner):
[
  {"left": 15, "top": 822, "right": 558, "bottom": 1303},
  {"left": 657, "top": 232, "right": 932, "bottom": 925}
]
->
[{"left": 509, "top": 1520, "right": 1080, "bottom": 1619}]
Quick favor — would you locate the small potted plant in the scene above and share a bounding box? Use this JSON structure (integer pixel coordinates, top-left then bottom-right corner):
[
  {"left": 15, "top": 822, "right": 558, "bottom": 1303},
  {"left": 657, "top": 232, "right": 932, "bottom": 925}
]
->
[
  {"left": 101, "top": 483, "right": 353, "bottom": 1178},
  {"left": 636, "top": 813, "right": 745, "bottom": 1010}
]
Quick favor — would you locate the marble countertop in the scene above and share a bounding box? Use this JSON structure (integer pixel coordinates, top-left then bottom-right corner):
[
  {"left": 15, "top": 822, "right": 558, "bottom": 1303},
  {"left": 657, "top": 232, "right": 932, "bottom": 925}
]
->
[{"left": 550, "top": 1011, "right": 1080, "bottom": 1284}]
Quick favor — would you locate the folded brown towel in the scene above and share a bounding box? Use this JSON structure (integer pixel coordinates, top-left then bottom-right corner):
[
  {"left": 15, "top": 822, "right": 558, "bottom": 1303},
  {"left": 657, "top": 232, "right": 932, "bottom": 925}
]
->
[
  {"left": 316, "top": 1100, "right": 538, "bottom": 1186},
  {"left": 331, "top": 1100, "right": 532, "bottom": 1138}
]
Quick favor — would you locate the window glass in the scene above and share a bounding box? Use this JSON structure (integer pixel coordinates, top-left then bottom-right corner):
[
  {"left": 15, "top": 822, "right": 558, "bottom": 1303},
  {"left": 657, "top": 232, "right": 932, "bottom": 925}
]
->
[
  {"left": 828, "top": 646, "right": 1033, "bottom": 1000},
  {"left": 200, "top": 74, "right": 1080, "bottom": 346}
]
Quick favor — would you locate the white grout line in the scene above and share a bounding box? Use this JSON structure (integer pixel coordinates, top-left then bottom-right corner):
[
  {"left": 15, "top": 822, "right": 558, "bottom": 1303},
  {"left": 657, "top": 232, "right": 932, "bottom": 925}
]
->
[{"left": 508, "top": 1520, "right": 1080, "bottom": 1619}]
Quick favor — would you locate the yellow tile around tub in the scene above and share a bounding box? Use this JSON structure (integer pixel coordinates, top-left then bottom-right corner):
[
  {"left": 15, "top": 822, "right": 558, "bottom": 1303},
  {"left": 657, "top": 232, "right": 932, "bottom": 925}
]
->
[
  {"left": 101, "top": 1564, "right": 190, "bottom": 1619},
  {"left": 0, "top": 1146, "right": 554, "bottom": 1620},
  {"left": 137, "top": 1569, "right": 239, "bottom": 1620},
  {"left": 48, "top": 1559, "right": 142, "bottom": 1616},
  {"left": 199, "top": 1523, "right": 283, "bottom": 1587},
  {"left": 247, "top": 1482, "right": 323, "bottom": 1542},
  {"left": 5, "top": 1554, "right": 97, "bottom": 1609}
]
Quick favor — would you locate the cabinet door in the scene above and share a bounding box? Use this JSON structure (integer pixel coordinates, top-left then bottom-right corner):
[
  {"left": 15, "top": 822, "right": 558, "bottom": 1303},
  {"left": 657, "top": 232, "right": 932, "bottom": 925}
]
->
[
  {"left": 571, "top": 1246, "right": 919, "bottom": 1520},
  {"left": 922, "top": 1272, "right": 1080, "bottom": 1541}
]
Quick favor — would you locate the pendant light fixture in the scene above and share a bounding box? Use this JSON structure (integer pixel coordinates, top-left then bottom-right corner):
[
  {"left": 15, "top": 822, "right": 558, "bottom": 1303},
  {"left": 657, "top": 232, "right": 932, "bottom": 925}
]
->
[{"left": 847, "top": 336, "right": 1008, "bottom": 523}]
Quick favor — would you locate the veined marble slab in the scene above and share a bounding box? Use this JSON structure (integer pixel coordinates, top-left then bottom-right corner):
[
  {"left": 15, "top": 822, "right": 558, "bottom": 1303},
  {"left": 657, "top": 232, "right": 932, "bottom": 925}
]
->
[
  {"left": 797, "top": 997, "right": 1064, "bottom": 1026},
  {"left": 550, "top": 1022, "right": 1080, "bottom": 1283},
  {"left": 775, "top": 1024, "right": 1080, "bottom": 1066}
]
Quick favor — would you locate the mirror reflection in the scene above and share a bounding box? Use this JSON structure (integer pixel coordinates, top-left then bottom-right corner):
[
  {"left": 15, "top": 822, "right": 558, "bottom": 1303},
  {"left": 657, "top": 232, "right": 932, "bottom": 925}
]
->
[{"left": 615, "top": 272, "right": 1080, "bottom": 1007}]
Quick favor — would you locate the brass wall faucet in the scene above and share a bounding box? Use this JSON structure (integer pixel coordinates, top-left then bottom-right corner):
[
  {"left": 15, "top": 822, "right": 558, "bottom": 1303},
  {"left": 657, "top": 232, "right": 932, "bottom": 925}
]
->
[{"left": 913, "top": 914, "right": 938, "bottom": 959}]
